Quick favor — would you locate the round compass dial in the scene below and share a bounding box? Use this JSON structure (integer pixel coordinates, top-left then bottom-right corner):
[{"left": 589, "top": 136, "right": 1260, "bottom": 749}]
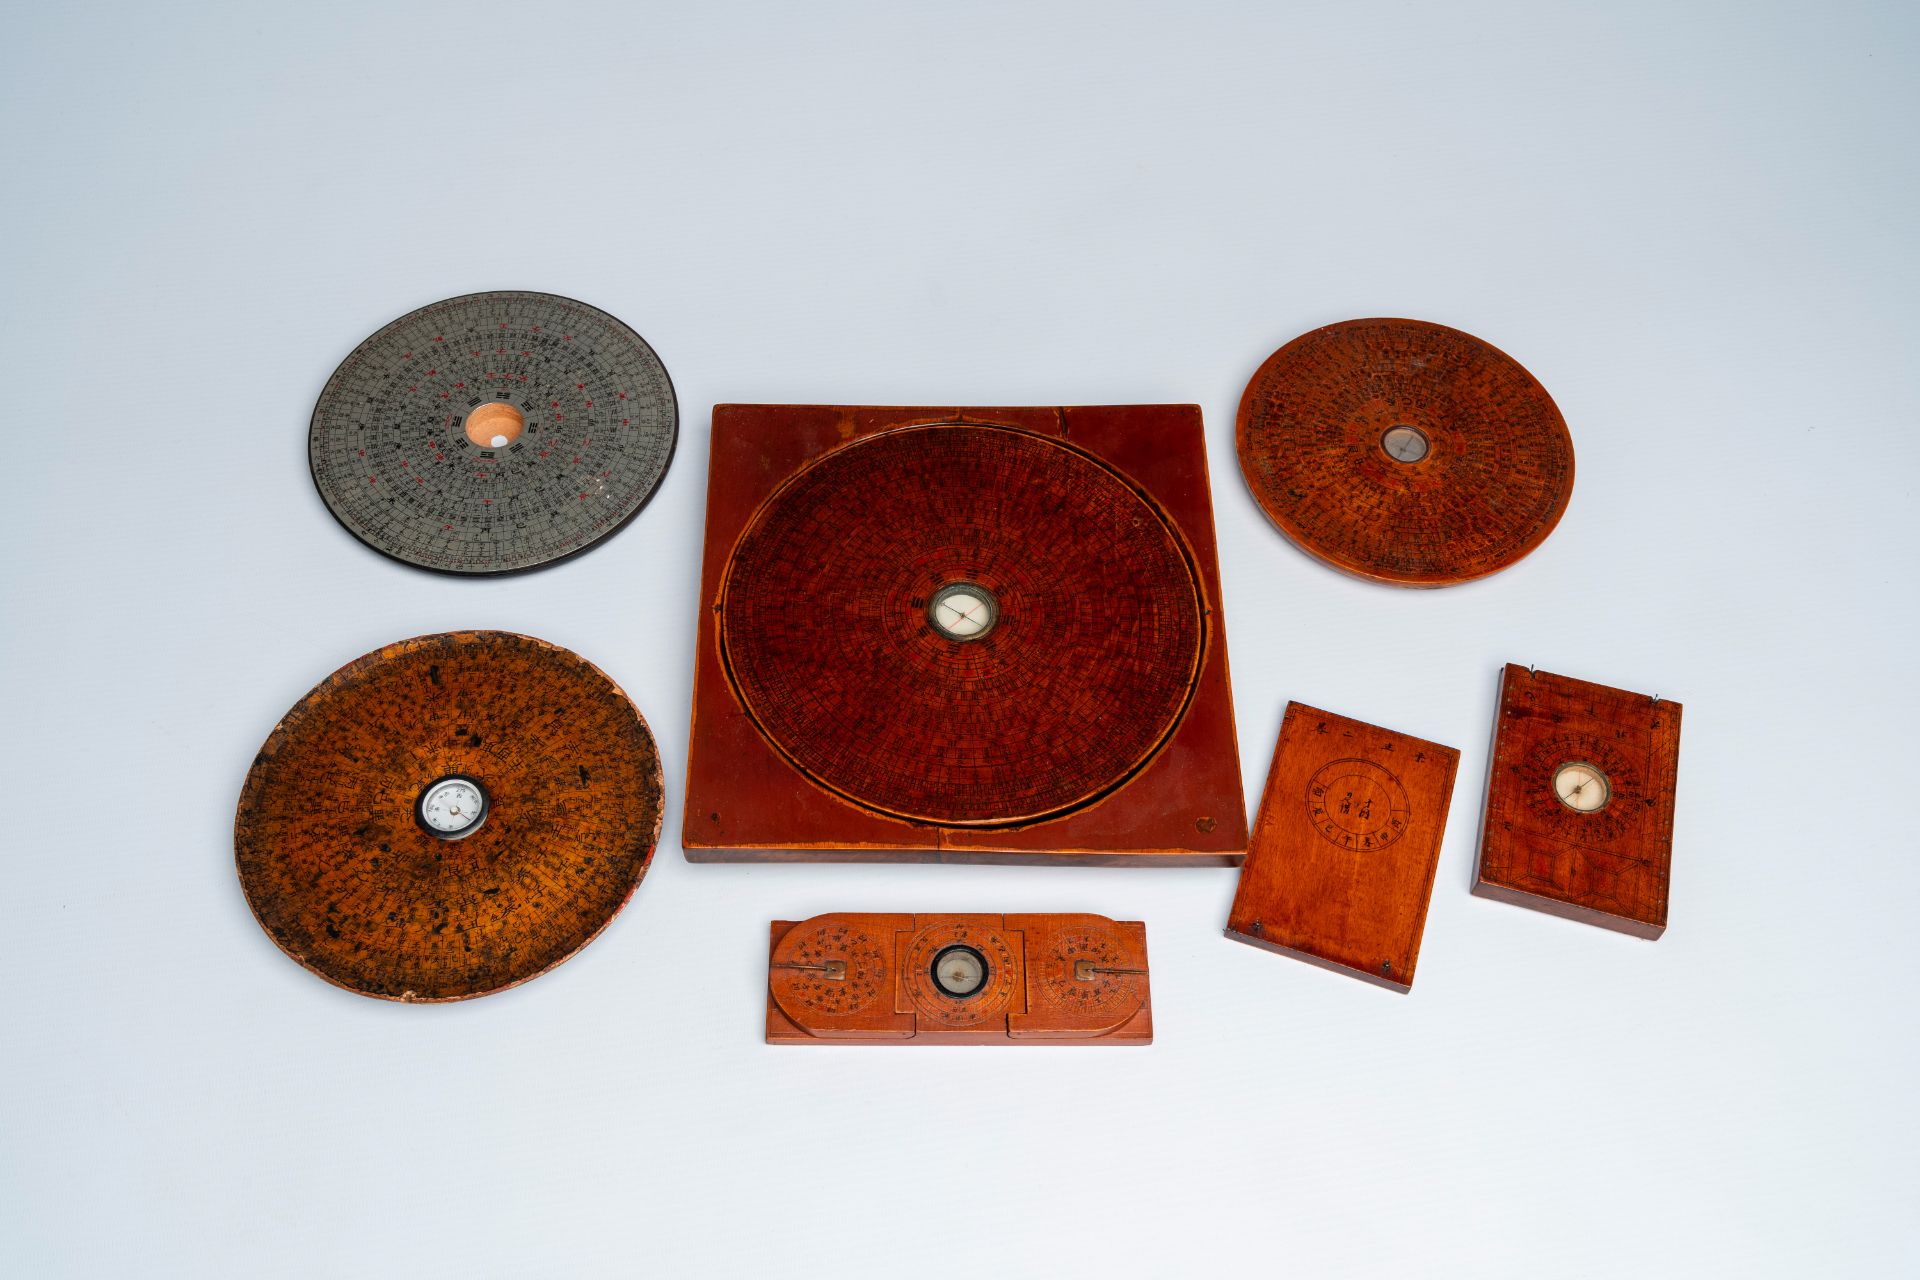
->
[
  {"left": 1381, "top": 424, "right": 1430, "bottom": 463},
  {"left": 1553, "top": 760, "right": 1612, "bottom": 813},
  {"left": 902, "top": 924, "right": 1018, "bottom": 1026},
  {"left": 926, "top": 582, "right": 999, "bottom": 641},
  {"left": 416, "top": 775, "right": 488, "bottom": 838},
  {"left": 309, "top": 291, "right": 677, "bottom": 575},
  {"left": 930, "top": 944, "right": 989, "bottom": 998}
]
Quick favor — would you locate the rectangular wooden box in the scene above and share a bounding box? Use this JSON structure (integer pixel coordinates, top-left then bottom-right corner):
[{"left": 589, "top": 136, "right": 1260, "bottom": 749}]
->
[
  {"left": 1472, "top": 664, "right": 1683, "bottom": 938},
  {"left": 684, "top": 404, "right": 1247, "bottom": 865},
  {"left": 1226, "top": 703, "right": 1460, "bottom": 992}
]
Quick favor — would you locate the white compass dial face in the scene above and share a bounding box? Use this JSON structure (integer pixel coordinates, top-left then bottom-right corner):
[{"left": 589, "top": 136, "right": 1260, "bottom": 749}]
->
[
  {"left": 418, "top": 776, "right": 488, "bottom": 837},
  {"left": 1381, "top": 424, "right": 1430, "bottom": 463},
  {"left": 926, "top": 582, "right": 999, "bottom": 641},
  {"left": 1552, "top": 761, "right": 1611, "bottom": 813},
  {"left": 931, "top": 944, "right": 988, "bottom": 997}
]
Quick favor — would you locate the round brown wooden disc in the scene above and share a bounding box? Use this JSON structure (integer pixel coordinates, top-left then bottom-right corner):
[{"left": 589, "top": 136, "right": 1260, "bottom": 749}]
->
[
  {"left": 1236, "top": 318, "right": 1575, "bottom": 587},
  {"left": 719, "top": 423, "right": 1207, "bottom": 827},
  {"left": 235, "top": 632, "right": 663, "bottom": 1001}
]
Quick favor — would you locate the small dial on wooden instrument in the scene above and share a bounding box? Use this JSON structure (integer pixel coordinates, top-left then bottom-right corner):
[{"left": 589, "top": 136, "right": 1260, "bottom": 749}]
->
[
  {"left": 1380, "top": 424, "right": 1430, "bottom": 463},
  {"left": 1552, "top": 761, "right": 1612, "bottom": 813},
  {"left": 769, "top": 921, "right": 888, "bottom": 1017},
  {"left": 1521, "top": 733, "right": 1640, "bottom": 844},
  {"left": 902, "top": 923, "right": 1017, "bottom": 1026},
  {"left": 1044, "top": 932, "right": 1143, "bottom": 1012},
  {"left": 926, "top": 582, "right": 999, "bottom": 641},
  {"left": 415, "top": 775, "right": 488, "bottom": 839},
  {"left": 930, "top": 944, "right": 988, "bottom": 997}
]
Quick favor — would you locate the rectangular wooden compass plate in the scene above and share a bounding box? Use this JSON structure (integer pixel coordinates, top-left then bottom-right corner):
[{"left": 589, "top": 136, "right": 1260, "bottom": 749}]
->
[
  {"left": 684, "top": 404, "right": 1247, "bottom": 865},
  {"left": 1473, "top": 665, "right": 1683, "bottom": 938},
  {"left": 766, "top": 913, "right": 1152, "bottom": 1045},
  {"left": 1226, "top": 703, "right": 1459, "bottom": 992}
]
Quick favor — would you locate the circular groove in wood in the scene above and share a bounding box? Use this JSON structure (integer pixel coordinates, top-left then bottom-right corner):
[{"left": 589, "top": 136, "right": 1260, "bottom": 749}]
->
[{"left": 718, "top": 423, "right": 1206, "bottom": 827}]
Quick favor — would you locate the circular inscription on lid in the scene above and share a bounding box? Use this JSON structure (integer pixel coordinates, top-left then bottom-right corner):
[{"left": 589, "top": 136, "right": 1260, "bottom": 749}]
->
[
  {"left": 1304, "top": 759, "right": 1411, "bottom": 851},
  {"left": 1237, "top": 318, "right": 1574, "bottom": 587},
  {"left": 718, "top": 423, "right": 1206, "bottom": 827}
]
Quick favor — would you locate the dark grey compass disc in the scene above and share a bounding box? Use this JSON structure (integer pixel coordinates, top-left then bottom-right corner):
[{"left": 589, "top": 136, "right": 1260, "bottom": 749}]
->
[{"left": 309, "top": 291, "right": 677, "bottom": 575}]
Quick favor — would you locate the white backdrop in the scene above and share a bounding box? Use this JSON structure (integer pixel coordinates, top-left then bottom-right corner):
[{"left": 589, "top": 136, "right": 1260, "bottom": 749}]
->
[{"left": 4, "top": 3, "right": 1916, "bottom": 1275}]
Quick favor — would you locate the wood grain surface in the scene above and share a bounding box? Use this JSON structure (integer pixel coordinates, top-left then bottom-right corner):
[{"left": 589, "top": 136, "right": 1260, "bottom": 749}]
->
[
  {"left": 766, "top": 912, "right": 1151, "bottom": 1045},
  {"left": 1472, "top": 664, "right": 1683, "bottom": 938},
  {"left": 1226, "top": 703, "right": 1459, "bottom": 992},
  {"left": 234, "top": 631, "right": 664, "bottom": 1000}
]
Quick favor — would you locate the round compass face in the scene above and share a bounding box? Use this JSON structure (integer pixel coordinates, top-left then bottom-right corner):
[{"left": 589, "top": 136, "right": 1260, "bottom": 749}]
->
[
  {"left": 1521, "top": 734, "right": 1639, "bottom": 844},
  {"left": 930, "top": 944, "right": 989, "bottom": 998},
  {"left": 309, "top": 291, "right": 677, "bottom": 575},
  {"left": 416, "top": 775, "right": 488, "bottom": 838},
  {"left": 1381, "top": 424, "right": 1430, "bottom": 463},
  {"left": 926, "top": 582, "right": 999, "bottom": 641},
  {"left": 1553, "top": 760, "right": 1612, "bottom": 813},
  {"left": 902, "top": 924, "right": 1018, "bottom": 1026}
]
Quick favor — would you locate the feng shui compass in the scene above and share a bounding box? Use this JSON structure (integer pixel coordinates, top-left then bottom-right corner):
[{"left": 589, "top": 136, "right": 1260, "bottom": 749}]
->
[
  {"left": 1473, "top": 664, "right": 1683, "bottom": 938},
  {"left": 234, "top": 631, "right": 664, "bottom": 1000},
  {"left": 1236, "top": 318, "right": 1574, "bottom": 587},
  {"left": 766, "top": 913, "right": 1152, "bottom": 1044},
  {"left": 684, "top": 404, "right": 1248, "bottom": 865},
  {"left": 309, "top": 291, "right": 677, "bottom": 574}
]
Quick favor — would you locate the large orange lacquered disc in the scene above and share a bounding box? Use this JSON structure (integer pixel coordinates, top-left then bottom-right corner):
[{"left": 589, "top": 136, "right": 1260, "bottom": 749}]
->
[{"left": 235, "top": 631, "right": 662, "bottom": 1001}]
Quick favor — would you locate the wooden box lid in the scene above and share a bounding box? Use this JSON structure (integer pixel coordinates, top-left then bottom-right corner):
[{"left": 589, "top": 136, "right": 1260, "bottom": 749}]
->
[{"left": 1226, "top": 703, "right": 1460, "bottom": 992}]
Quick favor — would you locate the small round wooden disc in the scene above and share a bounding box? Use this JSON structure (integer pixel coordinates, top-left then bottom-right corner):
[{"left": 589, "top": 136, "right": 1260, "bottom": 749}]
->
[
  {"left": 235, "top": 632, "right": 663, "bottom": 1001},
  {"left": 1236, "top": 319, "right": 1574, "bottom": 587}
]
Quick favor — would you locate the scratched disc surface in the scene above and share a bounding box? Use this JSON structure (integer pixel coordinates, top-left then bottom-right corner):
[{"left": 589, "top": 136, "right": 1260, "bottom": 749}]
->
[
  {"left": 235, "top": 632, "right": 664, "bottom": 1001},
  {"left": 1237, "top": 318, "right": 1574, "bottom": 587},
  {"left": 310, "top": 292, "right": 677, "bottom": 574},
  {"left": 719, "top": 423, "right": 1206, "bottom": 827}
]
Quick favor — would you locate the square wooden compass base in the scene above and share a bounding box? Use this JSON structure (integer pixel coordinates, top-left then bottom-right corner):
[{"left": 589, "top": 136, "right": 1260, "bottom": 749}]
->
[{"left": 684, "top": 404, "right": 1247, "bottom": 866}]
